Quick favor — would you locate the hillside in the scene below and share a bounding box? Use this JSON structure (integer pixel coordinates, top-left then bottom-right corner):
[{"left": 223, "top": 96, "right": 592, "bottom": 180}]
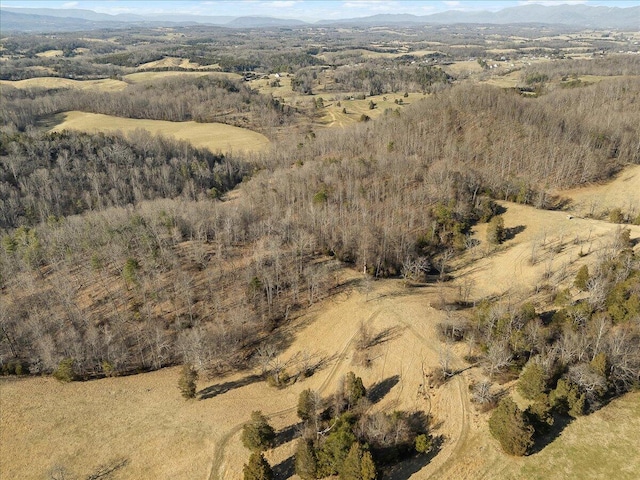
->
[
  {"left": 1, "top": 162, "right": 639, "bottom": 477},
  {"left": 51, "top": 111, "right": 270, "bottom": 154},
  {"left": 3, "top": 4, "right": 640, "bottom": 32}
]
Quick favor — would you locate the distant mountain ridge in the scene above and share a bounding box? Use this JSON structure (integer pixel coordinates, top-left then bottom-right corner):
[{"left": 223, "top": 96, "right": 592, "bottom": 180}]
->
[{"left": 1, "top": 4, "right": 639, "bottom": 32}]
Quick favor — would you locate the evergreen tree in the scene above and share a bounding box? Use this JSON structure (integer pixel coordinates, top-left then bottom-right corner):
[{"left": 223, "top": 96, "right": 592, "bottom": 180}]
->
[
  {"left": 242, "top": 411, "right": 276, "bottom": 452},
  {"left": 53, "top": 357, "right": 76, "bottom": 382},
  {"left": 341, "top": 442, "right": 364, "bottom": 480},
  {"left": 295, "top": 439, "right": 318, "bottom": 480},
  {"left": 524, "top": 394, "right": 554, "bottom": 435},
  {"left": 297, "top": 389, "right": 317, "bottom": 424},
  {"left": 488, "top": 397, "right": 534, "bottom": 456},
  {"left": 317, "top": 414, "right": 357, "bottom": 476},
  {"left": 517, "top": 361, "right": 547, "bottom": 400},
  {"left": 415, "top": 433, "right": 432, "bottom": 454},
  {"left": 344, "top": 372, "right": 366, "bottom": 409},
  {"left": 574, "top": 265, "right": 590, "bottom": 291},
  {"left": 550, "top": 379, "right": 585, "bottom": 418},
  {"left": 487, "top": 215, "right": 505, "bottom": 245},
  {"left": 122, "top": 257, "right": 140, "bottom": 287},
  {"left": 178, "top": 364, "right": 198, "bottom": 399},
  {"left": 243, "top": 452, "right": 273, "bottom": 480},
  {"left": 360, "top": 450, "right": 376, "bottom": 480},
  {"left": 340, "top": 442, "right": 377, "bottom": 480}
]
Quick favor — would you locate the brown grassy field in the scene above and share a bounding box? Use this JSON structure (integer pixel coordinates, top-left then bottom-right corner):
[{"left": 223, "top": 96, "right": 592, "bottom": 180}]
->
[
  {"left": 317, "top": 92, "right": 428, "bottom": 128},
  {"left": 123, "top": 71, "right": 241, "bottom": 84},
  {"left": 136, "top": 56, "right": 217, "bottom": 71},
  {"left": 35, "top": 49, "right": 63, "bottom": 58},
  {"left": 1, "top": 166, "right": 639, "bottom": 479},
  {"left": 0, "top": 77, "right": 129, "bottom": 92},
  {"left": 50, "top": 111, "right": 270, "bottom": 154}
]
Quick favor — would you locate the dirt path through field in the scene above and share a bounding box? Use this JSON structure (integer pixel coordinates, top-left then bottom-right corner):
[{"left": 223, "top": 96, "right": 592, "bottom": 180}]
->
[
  {"left": 207, "top": 279, "right": 476, "bottom": 479},
  {"left": 207, "top": 306, "right": 369, "bottom": 479}
]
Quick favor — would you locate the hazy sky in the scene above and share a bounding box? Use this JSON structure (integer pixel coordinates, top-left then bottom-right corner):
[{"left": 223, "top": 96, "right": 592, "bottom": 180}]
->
[{"left": 2, "top": 0, "right": 639, "bottom": 20}]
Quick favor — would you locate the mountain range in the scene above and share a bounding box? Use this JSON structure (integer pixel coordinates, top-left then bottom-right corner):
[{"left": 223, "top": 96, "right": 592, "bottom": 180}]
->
[{"left": 1, "top": 4, "right": 639, "bottom": 32}]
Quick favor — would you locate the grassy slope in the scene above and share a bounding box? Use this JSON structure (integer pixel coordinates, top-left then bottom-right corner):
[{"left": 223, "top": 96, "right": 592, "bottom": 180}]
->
[
  {"left": 0, "top": 77, "right": 128, "bottom": 92},
  {"left": 50, "top": 111, "right": 270, "bottom": 154}
]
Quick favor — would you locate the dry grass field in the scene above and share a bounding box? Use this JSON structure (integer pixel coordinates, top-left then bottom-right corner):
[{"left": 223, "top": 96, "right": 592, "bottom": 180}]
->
[
  {"left": 249, "top": 73, "right": 427, "bottom": 128},
  {"left": 318, "top": 92, "right": 427, "bottom": 128},
  {"left": 50, "top": 111, "right": 270, "bottom": 154},
  {"left": 123, "top": 71, "right": 241, "bottom": 84},
  {"left": 35, "top": 49, "right": 63, "bottom": 58},
  {"left": 2, "top": 165, "right": 639, "bottom": 479},
  {"left": 0, "top": 77, "right": 129, "bottom": 92},
  {"left": 136, "top": 56, "right": 217, "bottom": 70}
]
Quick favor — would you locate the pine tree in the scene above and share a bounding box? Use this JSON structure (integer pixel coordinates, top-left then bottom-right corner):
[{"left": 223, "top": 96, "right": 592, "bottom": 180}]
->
[
  {"left": 488, "top": 397, "right": 534, "bottom": 456},
  {"left": 53, "top": 357, "right": 76, "bottom": 382},
  {"left": 317, "top": 415, "right": 357, "bottom": 476},
  {"left": 297, "top": 389, "right": 317, "bottom": 423},
  {"left": 517, "top": 361, "right": 547, "bottom": 400},
  {"left": 574, "top": 265, "right": 590, "bottom": 291},
  {"left": 550, "top": 379, "right": 585, "bottom": 418},
  {"left": 243, "top": 452, "right": 273, "bottom": 480},
  {"left": 242, "top": 411, "right": 276, "bottom": 452},
  {"left": 178, "top": 364, "right": 198, "bottom": 399},
  {"left": 295, "top": 439, "right": 318, "bottom": 480},
  {"left": 344, "top": 372, "right": 366, "bottom": 409},
  {"left": 487, "top": 215, "right": 505, "bottom": 245},
  {"left": 360, "top": 450, "right": 377, "bottom": 480},
  {"left": 340, "top": 443, "right": 377, "bottom": 480}
]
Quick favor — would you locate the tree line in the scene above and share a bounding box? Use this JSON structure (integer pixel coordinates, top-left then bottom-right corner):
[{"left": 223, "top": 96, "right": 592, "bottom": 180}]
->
[
  {"left": 0, "top": 129, "right": 249, "bottom": 229},
  {"left": 1, "top": 75, "right": 296, "bottom": 134}
]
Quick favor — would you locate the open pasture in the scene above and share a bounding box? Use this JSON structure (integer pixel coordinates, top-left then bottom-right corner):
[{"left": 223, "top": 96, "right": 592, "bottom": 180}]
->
[{"left": 51, "top": 111, "right": 270, "bottom": 154}]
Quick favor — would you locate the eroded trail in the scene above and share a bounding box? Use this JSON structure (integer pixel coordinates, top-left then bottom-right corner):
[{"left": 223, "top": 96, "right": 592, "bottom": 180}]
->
[{"left": 387, "top": 302, "right": 473, "bottom": 479}]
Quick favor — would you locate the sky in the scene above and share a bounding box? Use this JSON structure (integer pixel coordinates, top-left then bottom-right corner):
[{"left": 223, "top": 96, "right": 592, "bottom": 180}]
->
[{"left": 2, "top": 0, "right": 639, "bottom": 20}]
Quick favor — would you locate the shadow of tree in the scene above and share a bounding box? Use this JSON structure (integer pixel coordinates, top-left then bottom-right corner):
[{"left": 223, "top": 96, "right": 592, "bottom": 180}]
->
[
  {"left": 198, "top": 374, "right": 263, "bottom": 400},
  {"left": 529, "top": 413, "right": 572, "bottom": 454},
  {"left": 364, "top": 325, "right": 404, "bottom": 349},
  {"left": 274, "top": 422, "right": 304, "bottom": 448},
  {"left": 297, "top": 353, "right": 334, "bottom": 380},
  {"left": 504, "top": 224, "right": 526, "bottom": 241},
  {"left": 382, "top": 434, "right": 445, "bottom": 479},
  {"left": 272, "top": 455, "right": 295, "bottom": 479},
  {"left": 368, "top": 375, "right": 401, "bottom": 404}
]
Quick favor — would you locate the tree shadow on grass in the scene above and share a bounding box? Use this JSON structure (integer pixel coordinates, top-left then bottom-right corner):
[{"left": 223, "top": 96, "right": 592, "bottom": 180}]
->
[
  {"left": 368, "top": 375, "right": 401, "bottom": 404},
  {"left": 274, "top": 422, "right": 304, "bottom": 448},
  {"left": 198, "top": 373, "right": 263, "bottom": 400},
  {"left": 504, "top": 225, "right": 526, "bottom": 241},
  {"left": 528, "top": 413, "right": 572, "bottom": 455},
  {"left": 382, "top": 434, "right": 445, "bottom": 480},
  {"left": 272, "top": 455, "right": 295, "bottom": 479},
  {"left": 367, "top": 325, "right": 404, "bottom": 348}
]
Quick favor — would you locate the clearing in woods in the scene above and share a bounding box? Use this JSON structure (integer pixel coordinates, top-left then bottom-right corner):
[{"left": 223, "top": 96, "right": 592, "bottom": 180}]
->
[
  {"left": 122, "top": 71, "right": 242, "bottom": 84},
  {"left": 0, "top": 77, "right": 129, "bottom": 92},
  {"left": 50, "top": 111, "right": 270, "bottom": 154}
]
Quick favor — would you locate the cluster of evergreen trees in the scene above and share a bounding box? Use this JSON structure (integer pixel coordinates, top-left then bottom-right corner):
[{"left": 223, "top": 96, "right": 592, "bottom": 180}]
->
[
  {"left": 470, "top": 229, "right": 640, "bottom": 456},
  {"left": 240, "top": 372, "right": 432, "bottom": 479}
]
